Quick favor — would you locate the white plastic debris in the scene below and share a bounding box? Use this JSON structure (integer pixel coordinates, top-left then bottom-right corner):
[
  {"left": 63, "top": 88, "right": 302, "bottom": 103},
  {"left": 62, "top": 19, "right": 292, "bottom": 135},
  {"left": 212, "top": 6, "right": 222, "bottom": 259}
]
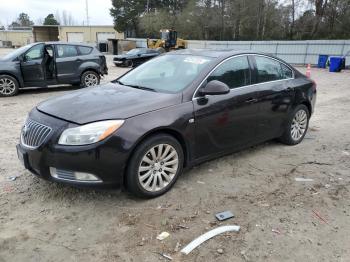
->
[
  {"left": 295, "top": 177, "right": 314, "bottom": 182},
  {"left": 180, "top": 225, "right": 240, "bottom": 255},
  {"left": 157, "top": 231, "right": 170, "bottom": 241}
]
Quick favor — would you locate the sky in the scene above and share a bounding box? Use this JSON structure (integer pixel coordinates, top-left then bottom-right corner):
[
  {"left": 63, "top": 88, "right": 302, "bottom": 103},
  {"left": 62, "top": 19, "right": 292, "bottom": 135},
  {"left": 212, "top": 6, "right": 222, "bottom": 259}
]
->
[{"left": 0, "top": 0, "right": 114, "bottom": 27}]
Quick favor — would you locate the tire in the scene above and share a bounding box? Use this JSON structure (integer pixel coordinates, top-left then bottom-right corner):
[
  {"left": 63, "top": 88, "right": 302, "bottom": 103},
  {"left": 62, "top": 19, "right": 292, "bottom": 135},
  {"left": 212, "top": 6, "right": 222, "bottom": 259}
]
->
[
  {"left": 126, "top": 134, "right": 184, "bottom": 198},
  {"left": 80, "top": 71, "right": 100, "bottom": 88},
  {"left": 125, "top": 60, "right": 133, "bottom": 67},
  {"left": 279, "top": 104, "right": 310, "bottom": 145},
  {"left": 0, "top": 75, "right": 19, "bottom": 97}
]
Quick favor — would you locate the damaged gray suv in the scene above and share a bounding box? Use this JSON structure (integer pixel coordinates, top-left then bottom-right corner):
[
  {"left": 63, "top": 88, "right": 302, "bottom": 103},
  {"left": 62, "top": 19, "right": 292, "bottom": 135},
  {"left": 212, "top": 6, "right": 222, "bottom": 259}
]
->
[{"left": 0, "top": 42, "right": 108, "bottom": 97}]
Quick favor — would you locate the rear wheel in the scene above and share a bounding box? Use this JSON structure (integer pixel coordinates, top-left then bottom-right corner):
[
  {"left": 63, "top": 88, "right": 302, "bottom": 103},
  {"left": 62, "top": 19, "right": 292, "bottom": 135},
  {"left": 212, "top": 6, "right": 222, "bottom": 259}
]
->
[
  {"left": 279, "top": 104, "right": 310, "bottom": 145},
  {"left": 80, "top": 71, "right": 100, "bottom": 88},
  {"left": 126, "top": 134, "right": 184, "bottom": 198},
  {"left": 0, "top": 75, "right": 19, "bottom": 97}
]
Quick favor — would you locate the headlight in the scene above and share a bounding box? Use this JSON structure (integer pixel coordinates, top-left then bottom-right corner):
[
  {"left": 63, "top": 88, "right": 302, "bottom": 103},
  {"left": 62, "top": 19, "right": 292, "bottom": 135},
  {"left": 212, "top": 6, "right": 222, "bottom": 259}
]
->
[{"left": 58, "top": 120, "right": 124, "bottom": 145}]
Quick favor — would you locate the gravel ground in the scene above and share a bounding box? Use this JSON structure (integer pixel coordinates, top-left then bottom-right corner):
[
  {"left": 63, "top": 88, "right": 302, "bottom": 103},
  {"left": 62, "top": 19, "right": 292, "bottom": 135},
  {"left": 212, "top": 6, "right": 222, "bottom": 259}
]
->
[{"left": 0, "top": 47, "right": 349, "bottom": 262}]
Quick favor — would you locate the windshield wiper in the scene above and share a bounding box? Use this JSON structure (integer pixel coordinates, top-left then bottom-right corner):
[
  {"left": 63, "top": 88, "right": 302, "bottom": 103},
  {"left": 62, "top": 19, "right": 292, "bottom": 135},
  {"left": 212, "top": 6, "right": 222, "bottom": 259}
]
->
[{"left": 115, "top": 80, "right": 157, "bottom": 92}]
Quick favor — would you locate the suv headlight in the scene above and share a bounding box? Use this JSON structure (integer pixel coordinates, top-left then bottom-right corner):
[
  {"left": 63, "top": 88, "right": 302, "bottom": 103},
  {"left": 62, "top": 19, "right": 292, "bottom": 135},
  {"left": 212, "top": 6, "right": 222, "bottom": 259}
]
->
[{"left": 58, "top": 120, "right": 124, "bottom": 145}]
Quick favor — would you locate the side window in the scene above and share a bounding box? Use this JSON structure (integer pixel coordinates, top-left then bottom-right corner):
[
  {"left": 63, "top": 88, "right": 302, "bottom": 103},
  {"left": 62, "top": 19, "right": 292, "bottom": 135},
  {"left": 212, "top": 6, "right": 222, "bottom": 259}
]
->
[
  {"left": 207, "top": 56, "right": 250, "bottom": 89},
  {"left": 56, "top": 45, "right": 78, "bottom": 58},
  {"left": 78, "top": 46, "right": 93, "bottom": 55},
  {"left": 281, "top": 63, "right": 293, "bottom": 79},
  {"left": 24, "top": 44, "right": 44, "bottom": 61},
  {"left": 255, "top": 56, "right": 284, "bottom": 83}
]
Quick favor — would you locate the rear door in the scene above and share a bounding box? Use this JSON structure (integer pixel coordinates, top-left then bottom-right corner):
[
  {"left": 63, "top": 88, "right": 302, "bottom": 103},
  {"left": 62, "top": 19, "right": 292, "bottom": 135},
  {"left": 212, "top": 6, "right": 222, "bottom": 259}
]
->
[
  {"left": 55, "top": 44, "right": 81, "bottom": 83},
  {"left": 20, "top": 43, "right": 45, "bottom": 86},
  {"left": 193, "top": 55, "right": 259, "bottom": 160},
  {"left": 251, "top": 55, "right": 296, "bottom": 140}
]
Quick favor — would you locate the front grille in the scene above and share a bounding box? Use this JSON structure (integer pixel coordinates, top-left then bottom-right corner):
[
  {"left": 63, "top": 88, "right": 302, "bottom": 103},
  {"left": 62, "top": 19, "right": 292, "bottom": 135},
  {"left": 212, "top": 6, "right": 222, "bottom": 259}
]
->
[{"left": 21, "top": 119, "right": 52, "bottom": 148}]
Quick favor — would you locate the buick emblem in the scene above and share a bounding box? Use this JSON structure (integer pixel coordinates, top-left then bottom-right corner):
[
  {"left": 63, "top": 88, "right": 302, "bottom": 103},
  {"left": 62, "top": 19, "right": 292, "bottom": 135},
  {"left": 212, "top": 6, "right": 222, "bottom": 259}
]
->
[{"left": 22, "top": 124, "right": 30, "bottom": 137}]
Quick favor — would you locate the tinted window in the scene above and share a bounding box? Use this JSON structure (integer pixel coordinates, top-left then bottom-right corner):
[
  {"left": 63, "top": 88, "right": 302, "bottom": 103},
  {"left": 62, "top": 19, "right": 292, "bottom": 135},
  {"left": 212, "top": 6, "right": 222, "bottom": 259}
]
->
[
  {"left": 56, "top": 45, "right": 78, "bottom": 58},
  {"left": 24, "top": 44, "right": 44, "bottom": 61},
  {"left": 281, "top": 63, "right": 293, "bottom": 78},
  {"left": 78, "top": 46, "right": 93, "bottom": 55},
  {"left": 255, "top": 56, "right": 285, "bottom": 83},
  {"left": 207, "top": 56, "right": 250, "bottom": 89}
]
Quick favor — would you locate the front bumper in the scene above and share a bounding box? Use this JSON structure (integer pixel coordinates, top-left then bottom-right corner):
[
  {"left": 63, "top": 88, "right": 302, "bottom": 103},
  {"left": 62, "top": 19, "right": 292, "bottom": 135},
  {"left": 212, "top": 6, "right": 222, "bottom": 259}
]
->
[{"left": 17, "top": 109, "right": 129, "bottom": 187}]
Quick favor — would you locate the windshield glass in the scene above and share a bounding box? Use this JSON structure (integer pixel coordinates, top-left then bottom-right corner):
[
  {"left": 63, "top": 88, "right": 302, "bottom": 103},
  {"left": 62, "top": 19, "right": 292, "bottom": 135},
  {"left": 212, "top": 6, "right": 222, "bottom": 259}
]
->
[
  {"left": 1, "top": 44, "right": 33, "bottom": 60},
  {"left": 126, "top": 49, "right": 144, "bottom": 55},
  {"left": 118, "top": 54, "right": 212, "bottom": 93}
]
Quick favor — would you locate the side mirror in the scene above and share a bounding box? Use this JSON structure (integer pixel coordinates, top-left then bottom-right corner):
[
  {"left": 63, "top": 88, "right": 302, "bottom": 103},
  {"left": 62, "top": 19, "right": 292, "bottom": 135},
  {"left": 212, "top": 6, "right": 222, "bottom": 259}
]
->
[
  {"left": 199, "top": 80, "right": 230, "bottom": 96},
  {"left": 18, "top": 55, "right": 24, "bottom": 62}
]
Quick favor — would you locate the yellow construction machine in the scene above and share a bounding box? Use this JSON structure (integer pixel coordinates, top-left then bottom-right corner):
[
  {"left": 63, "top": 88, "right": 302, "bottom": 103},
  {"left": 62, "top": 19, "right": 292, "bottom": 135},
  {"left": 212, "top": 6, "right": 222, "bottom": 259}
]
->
[{"left": 147, "top": 29, "right": 187, "bottom": 52}]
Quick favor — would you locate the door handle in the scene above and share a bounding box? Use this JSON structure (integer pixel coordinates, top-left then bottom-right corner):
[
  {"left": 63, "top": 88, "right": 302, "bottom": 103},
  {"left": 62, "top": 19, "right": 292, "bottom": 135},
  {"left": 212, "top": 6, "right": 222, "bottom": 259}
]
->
[
  {"left": 245, "top": 98, "right": 258, "bottom": 103},
  {"left": 76, "top": 59, "right": 82, "bottom": 62},
  {"left": 285, "top": 87, "right": 294, "bottom": 91}
]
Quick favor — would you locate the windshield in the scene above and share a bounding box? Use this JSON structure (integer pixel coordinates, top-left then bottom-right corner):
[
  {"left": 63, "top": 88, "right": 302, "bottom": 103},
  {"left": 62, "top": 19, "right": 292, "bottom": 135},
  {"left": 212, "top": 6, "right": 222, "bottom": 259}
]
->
[
  {"left": 118, "top": 54, "right": 212, "bottom": 93},
  {"left": 126, "top": 49, "right": 144, "bottom": 55},
  {"left": 1, "top": 44, "right": 33, "bottom": 60}
]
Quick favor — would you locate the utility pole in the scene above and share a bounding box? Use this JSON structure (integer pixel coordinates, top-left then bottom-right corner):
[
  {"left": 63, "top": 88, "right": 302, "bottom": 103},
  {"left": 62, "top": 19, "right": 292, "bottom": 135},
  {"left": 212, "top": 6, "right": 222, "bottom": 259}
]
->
[{"left": 85, "top": 0, "right": 90, "bottom": 26}]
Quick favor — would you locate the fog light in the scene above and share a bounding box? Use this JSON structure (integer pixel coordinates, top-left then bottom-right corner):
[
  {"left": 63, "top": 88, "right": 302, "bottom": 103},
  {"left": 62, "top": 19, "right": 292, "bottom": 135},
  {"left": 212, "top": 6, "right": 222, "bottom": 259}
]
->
[{"left": 50, "top": 167, "right": 102, "bottom": 183}]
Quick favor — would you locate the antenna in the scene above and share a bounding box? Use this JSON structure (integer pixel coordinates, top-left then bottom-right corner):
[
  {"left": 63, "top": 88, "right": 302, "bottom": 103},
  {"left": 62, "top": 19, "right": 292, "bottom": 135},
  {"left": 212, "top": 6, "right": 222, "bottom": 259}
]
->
[{"left": 85, "top": 0, "right": 90, "bottom": 25}]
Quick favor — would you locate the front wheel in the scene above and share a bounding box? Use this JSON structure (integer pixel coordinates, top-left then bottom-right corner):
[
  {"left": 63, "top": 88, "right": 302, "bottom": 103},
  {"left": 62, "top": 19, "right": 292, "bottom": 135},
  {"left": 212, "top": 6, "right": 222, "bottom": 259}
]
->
[
  {"left": 126, "top": 134, "right": 184, "bottom": 198},
  {"left": 279, "top": 104, "right": 310, "bottom": 145},
  {"left": 0, "top": 75, "right": 19, "bottom": 97},
  {"left": 80, "top": 71, "right": 100, "bottom": 88}
]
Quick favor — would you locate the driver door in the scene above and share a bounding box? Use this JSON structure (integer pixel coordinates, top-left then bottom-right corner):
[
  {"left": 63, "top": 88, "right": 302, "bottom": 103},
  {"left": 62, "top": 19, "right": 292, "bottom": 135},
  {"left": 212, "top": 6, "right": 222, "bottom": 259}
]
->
[
  {"left": 193, "top": 56, "right": 259, "bottom": 160},
  {"left": 20, "top": 43, "right": 45, "bottom": 86}
]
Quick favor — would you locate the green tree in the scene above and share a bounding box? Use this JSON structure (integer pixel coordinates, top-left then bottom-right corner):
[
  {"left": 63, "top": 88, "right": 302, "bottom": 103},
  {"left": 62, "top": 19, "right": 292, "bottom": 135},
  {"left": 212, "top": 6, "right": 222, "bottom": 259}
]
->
[
  {"left": 9, "top": 13, "right": 34, "bottom": 29},
  {"left": 110, "top": 0, "right": 147, "bottom": 37},
  {"left": 43, "top": 14, "right": 60, "bottom": 25}
]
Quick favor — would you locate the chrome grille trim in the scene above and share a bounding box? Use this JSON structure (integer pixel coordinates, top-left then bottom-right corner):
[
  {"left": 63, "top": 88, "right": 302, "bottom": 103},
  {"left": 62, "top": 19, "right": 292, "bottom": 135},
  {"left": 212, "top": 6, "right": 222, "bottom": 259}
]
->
[{"left": 20, "top": 119, "right": 52, "bottom": 149}]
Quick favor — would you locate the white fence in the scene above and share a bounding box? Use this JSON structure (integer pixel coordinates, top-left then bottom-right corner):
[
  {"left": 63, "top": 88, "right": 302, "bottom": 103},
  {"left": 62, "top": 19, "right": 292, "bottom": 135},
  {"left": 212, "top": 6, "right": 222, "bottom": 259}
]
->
[{"left": 127, "top": 38, "right": 350, "bottom": 66}]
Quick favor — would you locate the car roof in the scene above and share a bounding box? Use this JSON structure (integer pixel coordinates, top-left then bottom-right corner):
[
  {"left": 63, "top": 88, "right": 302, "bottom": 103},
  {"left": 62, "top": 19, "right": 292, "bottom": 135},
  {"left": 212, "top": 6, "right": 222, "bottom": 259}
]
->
[
  {"left": 169, "top": 49, "right": 276, "bottom": 60},
  {"left": 35, "top": 42, "right": 95, "bottom": 47}
]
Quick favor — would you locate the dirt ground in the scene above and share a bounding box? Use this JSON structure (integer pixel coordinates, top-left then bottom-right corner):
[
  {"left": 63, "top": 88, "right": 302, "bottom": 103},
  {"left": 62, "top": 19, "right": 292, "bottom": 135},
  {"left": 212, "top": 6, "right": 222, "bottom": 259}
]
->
[{"left": 0, "top": 47, "right": 349, "bottom": 262}]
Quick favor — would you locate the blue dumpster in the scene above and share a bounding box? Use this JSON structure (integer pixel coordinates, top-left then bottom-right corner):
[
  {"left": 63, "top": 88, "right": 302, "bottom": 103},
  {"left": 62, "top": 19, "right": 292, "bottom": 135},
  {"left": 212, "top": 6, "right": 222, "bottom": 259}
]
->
[
  {"left": 329, "top": 57, "right": 345, "bottom": 72},
  {"left": 318, "top": 55, "right": 328, "bottom": 68}
]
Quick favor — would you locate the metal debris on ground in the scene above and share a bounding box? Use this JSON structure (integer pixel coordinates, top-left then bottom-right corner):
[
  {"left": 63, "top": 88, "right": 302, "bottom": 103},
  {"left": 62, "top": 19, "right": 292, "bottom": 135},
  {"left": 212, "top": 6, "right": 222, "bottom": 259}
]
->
[
  {"left": 155, "top": 252, "right": 173, "bottom": 261},
  {"left": 157, "top": 231, "right": 170, "bottom": 241},
  {"left": 295, "top": 177, "right": 314, "bottom": 182},
  {"left": 215, "top": 211, "right": 234, "bottom": 221},
  {"left": 312, "top": 210, "right": 330, "bottom": 225},
  {"left": 8, "top": 176, "right": 17, "bottom": 181},
  {"left": 180, "top": 225, "right": 240, "bottom": 255},
  {"left": 272, "top": 229, "right": 281, "bottom": 235}
]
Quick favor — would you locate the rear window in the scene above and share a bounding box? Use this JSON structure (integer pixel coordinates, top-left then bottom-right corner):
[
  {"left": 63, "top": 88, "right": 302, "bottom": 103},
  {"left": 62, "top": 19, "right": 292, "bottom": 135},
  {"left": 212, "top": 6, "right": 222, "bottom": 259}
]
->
[
  {"left": 56, "top": 45, "right": 78, "bottom": 58},
  {"left": 78, "top": 46, "right": 93, "bottom": 55}
]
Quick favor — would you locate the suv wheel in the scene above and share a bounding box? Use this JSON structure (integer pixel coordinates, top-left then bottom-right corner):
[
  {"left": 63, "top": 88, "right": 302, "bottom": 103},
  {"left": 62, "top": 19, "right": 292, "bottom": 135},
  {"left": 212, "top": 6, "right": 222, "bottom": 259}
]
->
[
  {"left": 126, "top": 134, "right": 184, "bottom": 198},
  {"left": 80, "top": 71, "right": 100, "bottom": 88},
  {"left": 0, "top": 75, "right": 19, "bottom": 97},
  {"left": 279, "top": 104, "right": 310, "bottom": 145}
]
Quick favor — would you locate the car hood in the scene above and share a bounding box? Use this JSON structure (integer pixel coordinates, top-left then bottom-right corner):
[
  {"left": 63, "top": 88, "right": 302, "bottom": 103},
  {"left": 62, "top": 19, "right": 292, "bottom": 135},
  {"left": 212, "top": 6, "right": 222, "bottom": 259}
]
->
[
  {"left": 114, "top": 54, "right": 129, "bottom": 60},
  {"left": 36, "top": 82, "right": 182, "bottom": 124}
]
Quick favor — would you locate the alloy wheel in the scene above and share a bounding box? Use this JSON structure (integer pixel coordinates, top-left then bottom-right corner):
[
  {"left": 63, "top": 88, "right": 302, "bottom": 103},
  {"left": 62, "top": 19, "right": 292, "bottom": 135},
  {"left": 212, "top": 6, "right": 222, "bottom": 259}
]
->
[
  {"left": 84, "top": 73, "right": 98, "bottom": 87},
  {"left": 291, "top": 109, "right": 307, "bottom": 141},
  {"left": 0, "top": 78, "right": 16, "bottom": 95},
  {"left": 138, "top": 144, "right": 179, "bottom": 192}
]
